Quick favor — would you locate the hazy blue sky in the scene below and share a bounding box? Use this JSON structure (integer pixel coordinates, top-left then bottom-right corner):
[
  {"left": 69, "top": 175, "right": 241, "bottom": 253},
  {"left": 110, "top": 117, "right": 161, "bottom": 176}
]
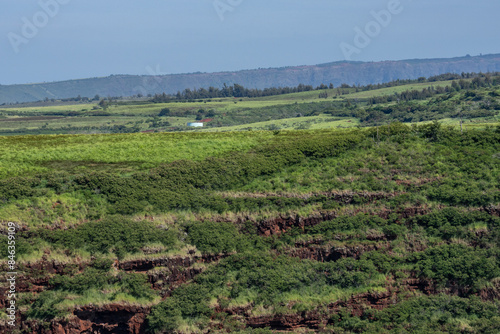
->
[{"left": 1, "top": 0, "right": 499, "bottom": 84}]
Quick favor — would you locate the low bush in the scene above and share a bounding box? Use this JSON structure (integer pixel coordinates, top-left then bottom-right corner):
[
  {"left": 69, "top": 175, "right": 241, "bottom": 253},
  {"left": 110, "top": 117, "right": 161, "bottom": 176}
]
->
[{"left": 38, "top": 216, "right": 176, "bottom": 257}]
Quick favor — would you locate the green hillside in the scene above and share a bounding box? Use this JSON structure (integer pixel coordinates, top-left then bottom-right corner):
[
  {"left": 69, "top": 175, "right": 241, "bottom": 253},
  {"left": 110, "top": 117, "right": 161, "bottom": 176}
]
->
[
  {"left": 1, "top": 72, "right": 500, "bottom": 333},
  {"left": 1, "top": 120, "right": 499, "bottom": 332}
]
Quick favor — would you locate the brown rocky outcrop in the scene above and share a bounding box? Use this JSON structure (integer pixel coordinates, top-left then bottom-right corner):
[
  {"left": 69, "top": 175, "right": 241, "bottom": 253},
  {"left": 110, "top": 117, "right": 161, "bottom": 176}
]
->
[
  {"left": 256, "top": 212, "right": 338, "bottom": 236},
  {"left": 253, "top": 205, "right": 433, "bottom": 236},
  {"left": 478, "top": 285, "right": 500, "bottom": 301},
  {"left": 402, "top": 277, "right": 437, "bottom": 295},
  {"left": 482, "top": 204, "right": 500, "bottom": 217},
  {"left": 18, "top": 304, "right": 150, "bottom": 334},
  {"left": 149, "top": 266, "right": 204, "bottom": 296},
  {"left": 218, "top": 190, "right": 402, "bottom": 201},
  {"left": 247, "top": 311, "right": 323, "bottom": 331},
  {"left": 118, "top": 253, "right": 226, "bottom": 272},
  {"left": 119, "top": 256, "right": 194, "bottom": 272},
  {"left": 399, "top": 206, "right": 432, "bottom": 218},
  {"left": 328, "top": 288, "right": 399, "bottom": 317},
  {"left": 244, "top": 289, "right": 400, "bottom": 331},
  {"left": 0, "top": 259, "right": 86, "bottom": 309},
  {"left": 284, "top": 242, "right": 391, "bottom": 262}
]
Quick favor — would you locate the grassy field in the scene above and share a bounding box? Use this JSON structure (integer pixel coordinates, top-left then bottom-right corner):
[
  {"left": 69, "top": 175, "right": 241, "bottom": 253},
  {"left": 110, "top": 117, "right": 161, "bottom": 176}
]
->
[
  {"left": 200, "top": 114, "right": 360, "bottom": 132},
  {"left": 432, "top": 116, "right": 500, "bottom": 126},
  {"left": 0, "top": 131, "right": 274, "bottom": 178},
  {"left": 0, "top": 77, "right": 488, "bottom": 134},
  {"left": 255, "top": 80, "right": 455, "bottom": 101},
  {"left": 0, "top": 103, "right": 97, "bottom": 113},
  {"left": 0, "top": 98, "right": 324, "bottom": 135},
  {"left": 1, "top": 77, "right": 499, "bottom": 136},
  {"left": 335, "top": 80, "right": 455, "bottom": 99},
  {"left": 2, "top": 98, "right": 307, "bottom": 116}
]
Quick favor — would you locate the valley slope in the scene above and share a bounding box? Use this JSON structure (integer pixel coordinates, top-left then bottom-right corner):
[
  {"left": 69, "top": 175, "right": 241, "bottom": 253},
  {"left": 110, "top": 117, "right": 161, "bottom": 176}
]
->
[{"left": 2, "top": 54, "right": 500, "bottom": 104}]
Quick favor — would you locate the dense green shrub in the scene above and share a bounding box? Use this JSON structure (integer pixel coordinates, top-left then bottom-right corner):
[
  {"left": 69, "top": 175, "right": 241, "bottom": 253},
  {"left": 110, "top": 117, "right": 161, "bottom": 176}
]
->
[
  {"left": 427, "top": 181, "right": 498, "bottom": 206},
  {"left": 26, "top": 291, "right": 66, "bottom": 320},
  {"left": 187, "top": 221, "right": 240, "bottom": 254},
  {"left": 39, "top": 216, "right": 176, "bottom": 257},
  {"left": 333, "top": 295, "right": 500, "bottom": 333},
  {"left": 382, "top": 224, "right": 407, "bottom": 240},
  {"left": 50, "top": 267, "right": 111, "bottom": 293},
  {"left": 147, "top": 298, "right": 182, "bottom": 332},
  {"left": 147, "top": 284, "right": 211, "bottom": 332},
  {"left": 320, "top": 258, "right": 377, "bottom": 288},
  {"left": 0, "top": 234, "right": 36, "bottom": 258},
  {"left": 90, "top": 257, "right": 114, "bottom": 270},
  {"left": 0, "top": 176, "right": 45, "bottom": 201},
  {"left": 412, "top": 208, "right": 500, "bottom": 240},
  {"left": 360, "top": 251, "right": 399, "bottom": 274},
  {"left": 201, "top": 252, "right": 376, "bottom": 304},
  {"left": 50, "top": 268, "right": 155, "bottom": 301},
  {"left": 116, "top": 273, "right": 155, "bottom": 299},
  {"left": 411, "top": 244, "right": 499, "bottom": 291}
]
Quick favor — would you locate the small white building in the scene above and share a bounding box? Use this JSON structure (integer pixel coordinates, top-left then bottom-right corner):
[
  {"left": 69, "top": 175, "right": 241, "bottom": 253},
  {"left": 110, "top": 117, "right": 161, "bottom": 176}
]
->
[{"left": 187, "top": 122, "right": 204, "bottom": 127}]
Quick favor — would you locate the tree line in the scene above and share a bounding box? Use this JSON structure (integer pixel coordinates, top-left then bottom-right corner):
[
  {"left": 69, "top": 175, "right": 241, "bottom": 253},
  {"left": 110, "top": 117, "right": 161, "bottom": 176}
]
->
[{"left": 149, "top": 72, "right": 500, "bottom": 103}]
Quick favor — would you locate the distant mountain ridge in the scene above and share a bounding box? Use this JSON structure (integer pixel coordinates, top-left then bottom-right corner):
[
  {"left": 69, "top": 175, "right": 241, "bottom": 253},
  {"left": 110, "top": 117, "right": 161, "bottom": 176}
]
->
[{"left": 2, "top": 54, "right": 500, "bottom": 104}]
